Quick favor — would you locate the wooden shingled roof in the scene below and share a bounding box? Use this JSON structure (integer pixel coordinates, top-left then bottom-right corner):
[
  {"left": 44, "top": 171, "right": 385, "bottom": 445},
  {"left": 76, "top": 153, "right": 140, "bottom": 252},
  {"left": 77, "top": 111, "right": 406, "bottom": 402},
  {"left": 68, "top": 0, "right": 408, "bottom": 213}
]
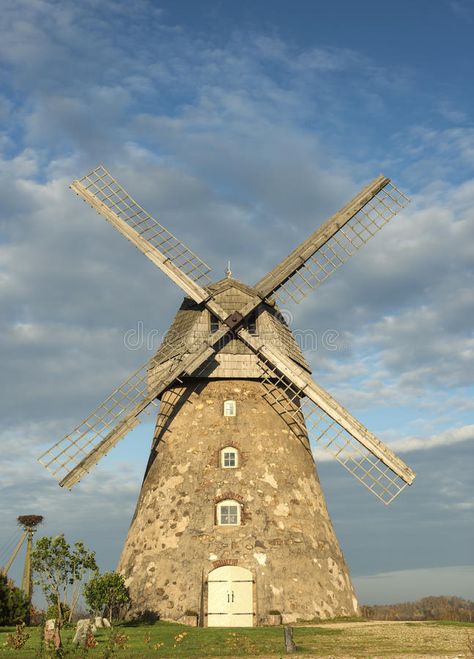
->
[{"left": 152, "top": 277, "right": 310, "bottom": 374}]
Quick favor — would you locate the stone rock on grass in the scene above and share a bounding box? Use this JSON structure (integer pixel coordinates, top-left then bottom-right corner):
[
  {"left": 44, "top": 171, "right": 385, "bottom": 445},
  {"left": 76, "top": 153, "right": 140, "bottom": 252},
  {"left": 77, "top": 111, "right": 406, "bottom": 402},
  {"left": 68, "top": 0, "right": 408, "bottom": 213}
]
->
[
  {"left": 73, "top": 619, "right": 96, "bottom": 646},
  {"left": 43, "top": 619, "right": 61, "bottom": 649}
]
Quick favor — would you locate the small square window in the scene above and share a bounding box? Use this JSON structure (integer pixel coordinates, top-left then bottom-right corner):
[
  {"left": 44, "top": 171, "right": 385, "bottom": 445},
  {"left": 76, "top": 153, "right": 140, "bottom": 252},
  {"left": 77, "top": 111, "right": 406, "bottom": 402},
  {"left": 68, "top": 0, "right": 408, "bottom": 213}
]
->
[
  {"left": 218, "top": 503, "right": 240, "bottom": 525},
  {"left": 223, "top": 451, "right": 236, "bottom": 467},
  {"left": 223, "top": 400, "right": 236, "bottom": 417},
  {"left": 220, "top": 447, "right": 238, "bottom": 468}
]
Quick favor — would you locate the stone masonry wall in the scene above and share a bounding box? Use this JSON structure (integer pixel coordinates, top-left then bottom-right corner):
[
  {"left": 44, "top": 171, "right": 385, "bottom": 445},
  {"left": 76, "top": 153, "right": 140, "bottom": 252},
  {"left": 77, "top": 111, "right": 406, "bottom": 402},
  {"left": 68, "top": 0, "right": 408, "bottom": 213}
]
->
[{"left": 117, "top": 379, "right": 359, "bottom": 624}]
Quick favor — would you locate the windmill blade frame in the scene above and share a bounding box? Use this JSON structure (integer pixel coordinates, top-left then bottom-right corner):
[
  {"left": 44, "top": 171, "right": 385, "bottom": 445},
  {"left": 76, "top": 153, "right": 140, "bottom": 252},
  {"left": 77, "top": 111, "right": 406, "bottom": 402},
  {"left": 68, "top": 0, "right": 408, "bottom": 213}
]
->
[
  {"left": 255, "top": 176, "right": 410, "bottom": 305},
  {"left": 38, "top": 323, "right": 232, "bottom": 488},
  {"left": 235, "top": 327, "right": 415, "bottom": 503},
  {"left": 259, "top": 368, "right": 411, "bottom": 504},
  {"left": 38, "top": 358, "right": 160, "bottom": 487},
  {"left": 71, "top": 166, "right": 213, "bottom": 304}
]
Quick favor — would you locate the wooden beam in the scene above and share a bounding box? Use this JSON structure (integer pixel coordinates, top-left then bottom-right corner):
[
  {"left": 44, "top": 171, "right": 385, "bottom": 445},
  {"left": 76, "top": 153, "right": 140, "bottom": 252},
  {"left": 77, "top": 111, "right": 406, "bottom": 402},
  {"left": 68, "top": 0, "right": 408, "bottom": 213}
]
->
[{"left": 3, "top": 531, "right": 27, "bottom": 575}]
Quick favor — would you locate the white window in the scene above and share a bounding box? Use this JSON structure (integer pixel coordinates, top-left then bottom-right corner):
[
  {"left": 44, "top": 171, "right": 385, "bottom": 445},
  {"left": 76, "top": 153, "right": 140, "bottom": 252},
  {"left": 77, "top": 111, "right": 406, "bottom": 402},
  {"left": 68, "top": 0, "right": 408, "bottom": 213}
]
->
[
  {"left": 221, "top": 446, "right": 238, "bottom": 469},
  {"left": 223, "top": 400, "right": 236, "bottom": 417},
  {"left": 217, "top": 499, "right": 241, "bottom": 526}
]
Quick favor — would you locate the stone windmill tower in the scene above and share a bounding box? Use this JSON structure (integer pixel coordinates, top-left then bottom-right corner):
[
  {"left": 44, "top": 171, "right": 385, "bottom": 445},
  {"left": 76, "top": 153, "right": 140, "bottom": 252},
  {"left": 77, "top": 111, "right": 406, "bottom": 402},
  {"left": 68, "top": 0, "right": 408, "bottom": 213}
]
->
[{"left": 40, "top": 167, "right": 415, "bottom": 625}]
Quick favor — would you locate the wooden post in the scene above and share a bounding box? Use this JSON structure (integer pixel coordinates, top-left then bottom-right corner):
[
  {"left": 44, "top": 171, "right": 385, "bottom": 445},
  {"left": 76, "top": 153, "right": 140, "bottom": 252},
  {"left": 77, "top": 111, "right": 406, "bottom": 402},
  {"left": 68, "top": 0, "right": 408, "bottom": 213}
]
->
[{"left": 284, "top": 625, "right": 296, "bottom": 653}]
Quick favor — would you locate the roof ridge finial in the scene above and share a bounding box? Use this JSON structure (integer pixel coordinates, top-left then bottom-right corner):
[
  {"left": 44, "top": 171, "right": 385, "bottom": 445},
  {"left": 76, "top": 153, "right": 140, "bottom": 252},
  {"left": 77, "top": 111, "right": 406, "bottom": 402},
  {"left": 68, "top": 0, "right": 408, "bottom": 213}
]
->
[{"left": 225, "top": 260, "right": 232, "bottom": 278}]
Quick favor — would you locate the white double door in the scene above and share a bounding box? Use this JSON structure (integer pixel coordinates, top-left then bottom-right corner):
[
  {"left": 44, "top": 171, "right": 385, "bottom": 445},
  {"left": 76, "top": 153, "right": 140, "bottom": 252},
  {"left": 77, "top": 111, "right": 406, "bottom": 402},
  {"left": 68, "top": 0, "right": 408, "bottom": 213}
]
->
[{"left": 207, "top": 565, "right": 254, "bottom": 627}]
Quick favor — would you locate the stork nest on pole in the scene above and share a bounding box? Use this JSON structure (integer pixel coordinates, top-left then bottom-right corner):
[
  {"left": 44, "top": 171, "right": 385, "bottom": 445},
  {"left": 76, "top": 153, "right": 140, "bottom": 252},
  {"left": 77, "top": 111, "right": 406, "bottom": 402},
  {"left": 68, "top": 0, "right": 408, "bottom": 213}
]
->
[{"left": 17, "top": 515, "right": 43, "bottom": 529}]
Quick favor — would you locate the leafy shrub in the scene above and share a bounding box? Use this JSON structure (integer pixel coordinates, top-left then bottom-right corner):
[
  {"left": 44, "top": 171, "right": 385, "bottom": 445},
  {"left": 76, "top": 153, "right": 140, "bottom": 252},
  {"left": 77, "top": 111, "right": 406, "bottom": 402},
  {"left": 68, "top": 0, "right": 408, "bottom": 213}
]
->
[
  {"left": 83, "top": 572, "right": 130, "bottom": 622},
  {"left": 0, "top": 574, "right": 30, "bottom": 625},
  {"left": 4, "top": 622, "right": 30, "bottom": 649}
]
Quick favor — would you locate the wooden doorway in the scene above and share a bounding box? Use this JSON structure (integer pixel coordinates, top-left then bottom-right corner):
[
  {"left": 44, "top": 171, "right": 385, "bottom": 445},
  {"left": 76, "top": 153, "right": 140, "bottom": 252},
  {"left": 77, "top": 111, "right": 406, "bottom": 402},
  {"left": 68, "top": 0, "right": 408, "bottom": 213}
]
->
[{"left": 207, "top": 565, "right": 254, "bottom": 626}]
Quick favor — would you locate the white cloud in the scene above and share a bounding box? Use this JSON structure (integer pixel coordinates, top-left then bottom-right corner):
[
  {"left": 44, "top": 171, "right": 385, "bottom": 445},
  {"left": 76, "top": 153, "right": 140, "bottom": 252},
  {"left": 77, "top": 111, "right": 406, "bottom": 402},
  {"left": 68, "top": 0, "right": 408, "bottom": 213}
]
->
[{"left": 391, "top": 424, "right": 474, "bottom": 453}]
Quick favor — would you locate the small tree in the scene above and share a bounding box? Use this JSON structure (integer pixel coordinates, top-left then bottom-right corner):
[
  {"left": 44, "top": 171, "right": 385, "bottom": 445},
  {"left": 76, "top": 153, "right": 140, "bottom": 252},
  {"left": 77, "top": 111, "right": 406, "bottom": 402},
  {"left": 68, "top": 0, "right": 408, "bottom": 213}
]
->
[
  {"left": 0, "top": 573, "right": 30, "bottom": 625},
  {"left": 68, "top": 541, "right": 98, "bottom": 621},
  {"left": 83, "top": 572, "right": 130, "bottom": 622},
  {"left": 31, "top": 534, "right": 97, "bottom": 624}
]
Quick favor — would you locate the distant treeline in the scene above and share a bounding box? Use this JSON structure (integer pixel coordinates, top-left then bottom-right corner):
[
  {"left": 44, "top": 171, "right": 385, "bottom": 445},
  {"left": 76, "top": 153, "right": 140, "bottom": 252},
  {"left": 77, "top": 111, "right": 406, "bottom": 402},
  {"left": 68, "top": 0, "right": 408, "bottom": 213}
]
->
[{"left": 361, "top": 596, "right": 474, "bottom": 622}]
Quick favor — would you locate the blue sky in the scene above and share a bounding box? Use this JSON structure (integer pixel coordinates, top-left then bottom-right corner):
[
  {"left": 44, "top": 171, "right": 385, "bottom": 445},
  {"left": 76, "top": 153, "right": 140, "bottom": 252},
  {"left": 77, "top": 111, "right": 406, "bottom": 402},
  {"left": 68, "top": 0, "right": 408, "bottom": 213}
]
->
[{"left": 0, "top": 0, "right": 473, "bottom": 606}]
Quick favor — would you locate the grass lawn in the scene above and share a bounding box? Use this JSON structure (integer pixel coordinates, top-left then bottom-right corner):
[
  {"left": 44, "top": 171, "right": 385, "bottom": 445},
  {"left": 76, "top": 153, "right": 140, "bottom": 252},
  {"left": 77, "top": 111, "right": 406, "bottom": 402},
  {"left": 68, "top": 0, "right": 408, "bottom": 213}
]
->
[{"left": 0, "top": 619, "right": 473, "bottom": 657}]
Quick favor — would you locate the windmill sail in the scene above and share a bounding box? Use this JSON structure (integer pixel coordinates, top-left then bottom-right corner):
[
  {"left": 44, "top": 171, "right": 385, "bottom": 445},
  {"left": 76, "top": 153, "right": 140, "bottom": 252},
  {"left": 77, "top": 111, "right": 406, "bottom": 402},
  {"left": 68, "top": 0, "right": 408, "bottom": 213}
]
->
[
  {"left": 236, "top": 328, "right": 415, "bottom": 503},
  {"left": 255, "top": 176, "right": 410, "bottom": 305},
  {"left": 70, "top": 166, "right": 214, "bottom": 304},
  {"left": 38, "top": 359, "right": 160, "bottom": 487},
  {"left": 38, "top": 325, "right": 231, "bottom": 488},
  {"left": 71, "top": 166, "right": 212, "bottom": 284},
  {"left": 260, "top": 372, "right": 410, "bottom": 504}
]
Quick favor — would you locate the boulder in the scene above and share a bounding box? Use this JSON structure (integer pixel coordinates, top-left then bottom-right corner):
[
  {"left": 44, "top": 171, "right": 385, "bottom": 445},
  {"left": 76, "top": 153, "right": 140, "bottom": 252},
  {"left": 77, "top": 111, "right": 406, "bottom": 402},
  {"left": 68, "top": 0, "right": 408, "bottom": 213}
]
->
[
  {"left": 180, "top": 614, "right": 198, "bottom": 627},
  {"left": 94, "top": 616, "right": 111, "bottom": 628},
  {"left": 73, "top": 619, "right": 96, "bottom": 646},
  {"left": 43, "top": 619, "right": 61, "bottom": 649},
  {"left": 267, "top": 613, "right": 282, "bottom": 626}
]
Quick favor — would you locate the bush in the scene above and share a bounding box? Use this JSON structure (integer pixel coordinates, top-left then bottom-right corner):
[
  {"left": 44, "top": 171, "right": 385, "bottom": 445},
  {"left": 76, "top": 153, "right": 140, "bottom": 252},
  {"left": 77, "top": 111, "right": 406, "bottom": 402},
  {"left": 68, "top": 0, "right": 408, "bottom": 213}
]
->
[
  {"left": 4, "top": 622, "right": 29, "bottom": 649},
  {"left": 128, "top": 609, "right": 159, "bottom": 624},
  {"left": 83, "top": 572, "right": 130, "bottom": 622},
  {"left": 0, "top": 573, "right": 30, "bottom": 625}
]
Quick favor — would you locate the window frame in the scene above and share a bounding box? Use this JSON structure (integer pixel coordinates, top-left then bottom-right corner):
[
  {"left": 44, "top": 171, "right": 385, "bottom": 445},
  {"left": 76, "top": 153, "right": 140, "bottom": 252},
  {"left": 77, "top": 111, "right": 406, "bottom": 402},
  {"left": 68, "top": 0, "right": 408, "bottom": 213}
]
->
[
  {"left": 216, "top": 499, "right": 241, "bottom": 526},
  {"left": 223, "top": 400, "right": 236, "bottom": 417},
  {"left": 220, "top": 446, "right": 239, "bottom": 469}
]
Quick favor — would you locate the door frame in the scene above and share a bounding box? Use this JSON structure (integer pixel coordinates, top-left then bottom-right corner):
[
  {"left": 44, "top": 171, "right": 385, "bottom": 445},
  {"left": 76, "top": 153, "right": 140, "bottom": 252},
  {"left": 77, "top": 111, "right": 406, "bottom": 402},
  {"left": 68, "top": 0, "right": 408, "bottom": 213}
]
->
[{"left": 205, "top": 563, "right": 256, "bottom": 627}]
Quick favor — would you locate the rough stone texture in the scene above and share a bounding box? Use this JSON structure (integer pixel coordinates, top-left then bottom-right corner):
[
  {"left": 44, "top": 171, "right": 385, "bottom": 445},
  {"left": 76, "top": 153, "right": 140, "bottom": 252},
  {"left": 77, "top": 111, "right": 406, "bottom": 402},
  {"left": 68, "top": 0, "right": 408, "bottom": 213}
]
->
[
  {"left": 43, "top": 619, "right": 61, "bottom": 649},
  {"left": 179, "top": 614, "right": 198, "bottom": 626},
  {"left": 73, "top": 619, "right": 95, "bottom": 646},
  {"left": 118, "top": 379, "right": 359, "bottom": 624}
]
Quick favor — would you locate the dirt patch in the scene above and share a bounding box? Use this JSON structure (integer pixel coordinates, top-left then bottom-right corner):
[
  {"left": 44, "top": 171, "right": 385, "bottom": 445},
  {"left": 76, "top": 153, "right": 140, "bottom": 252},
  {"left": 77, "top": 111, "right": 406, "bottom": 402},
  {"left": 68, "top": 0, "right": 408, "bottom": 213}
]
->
[{"left": 292, "top": 620, "right": 474, "bottom": 658}]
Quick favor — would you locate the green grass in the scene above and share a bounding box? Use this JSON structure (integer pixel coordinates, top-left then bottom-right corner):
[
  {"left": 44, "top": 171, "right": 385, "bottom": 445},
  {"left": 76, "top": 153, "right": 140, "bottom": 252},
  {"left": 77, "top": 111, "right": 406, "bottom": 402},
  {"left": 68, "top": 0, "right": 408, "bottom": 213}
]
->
[
  {"left": 0, "top": 619, "right": 473, "bottom": 657},
  {"left": 0, "top": 621, "right": 332, "bottom": 657}
]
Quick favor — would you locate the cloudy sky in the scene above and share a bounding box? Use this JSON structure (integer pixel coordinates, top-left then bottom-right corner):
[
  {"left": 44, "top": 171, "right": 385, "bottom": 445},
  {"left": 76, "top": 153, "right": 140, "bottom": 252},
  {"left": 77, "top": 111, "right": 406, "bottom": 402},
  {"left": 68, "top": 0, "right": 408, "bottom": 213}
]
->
[{"left": 0, "top": 0, "right": 473, "bottom": 606}]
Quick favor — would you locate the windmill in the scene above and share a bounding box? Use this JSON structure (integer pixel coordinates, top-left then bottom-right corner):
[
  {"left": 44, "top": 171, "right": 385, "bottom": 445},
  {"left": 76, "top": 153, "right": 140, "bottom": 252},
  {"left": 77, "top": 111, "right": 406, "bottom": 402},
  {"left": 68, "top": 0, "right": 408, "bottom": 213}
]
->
[
  {"left": 39, "top": 166, "right": 415, "bottom": 626},
  {"left": 1, "top": 515, "right": 43, "bottom": 603}
]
